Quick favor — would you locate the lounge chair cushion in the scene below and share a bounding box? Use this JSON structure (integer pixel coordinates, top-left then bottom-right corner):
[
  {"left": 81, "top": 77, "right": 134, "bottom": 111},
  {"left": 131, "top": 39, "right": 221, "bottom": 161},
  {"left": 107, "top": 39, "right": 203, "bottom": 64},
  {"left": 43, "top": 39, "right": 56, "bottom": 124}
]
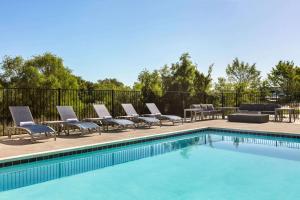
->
[
  {"left": 22, "top": 124, "right": 55, "bottom": 134},
  {"left": 67, "top": 121, "right": 99, "bottom": 129},
  {"left": 66, "top": 118, "right": 79, "bottom": 122},
  {"left": 161, "top": 115, "right": 182, "bottom": 121},
  {"left": 103, "top": 116, "right": 112, "bottom": 119},
  {"left": 20, "top": 121, "right": 35, "bottom": 126},
  {"left": 105, "top": 118, "right": 134, "bottom": 126},
  {"left": 138, "top": 116, "right": 160, "bottom": 123}
]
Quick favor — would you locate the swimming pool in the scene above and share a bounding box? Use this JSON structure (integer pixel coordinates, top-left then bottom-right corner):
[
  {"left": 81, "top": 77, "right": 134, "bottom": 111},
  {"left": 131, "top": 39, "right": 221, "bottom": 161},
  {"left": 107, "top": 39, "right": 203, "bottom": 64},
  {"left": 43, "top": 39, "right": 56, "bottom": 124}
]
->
[{"left": 1, "top": 128, "right": 300, "bottom": 199}]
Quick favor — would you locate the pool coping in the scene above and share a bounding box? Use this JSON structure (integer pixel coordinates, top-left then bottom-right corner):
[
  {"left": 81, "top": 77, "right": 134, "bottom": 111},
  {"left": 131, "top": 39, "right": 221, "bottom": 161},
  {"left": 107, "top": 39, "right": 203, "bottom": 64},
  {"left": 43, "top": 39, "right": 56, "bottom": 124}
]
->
[
  {"left": 0, "top": 127, "right": 207, "bottom": 167},
  {"left": 1, "top": 126, "right": 300, "bottom": 168}
]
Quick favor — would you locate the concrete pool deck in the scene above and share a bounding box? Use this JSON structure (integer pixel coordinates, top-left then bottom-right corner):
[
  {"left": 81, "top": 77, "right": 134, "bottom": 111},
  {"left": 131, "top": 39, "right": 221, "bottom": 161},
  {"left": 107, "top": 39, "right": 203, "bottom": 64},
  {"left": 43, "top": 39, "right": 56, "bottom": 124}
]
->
[{"left": 1, "top": 119, "right": 300, "bottom": 160}]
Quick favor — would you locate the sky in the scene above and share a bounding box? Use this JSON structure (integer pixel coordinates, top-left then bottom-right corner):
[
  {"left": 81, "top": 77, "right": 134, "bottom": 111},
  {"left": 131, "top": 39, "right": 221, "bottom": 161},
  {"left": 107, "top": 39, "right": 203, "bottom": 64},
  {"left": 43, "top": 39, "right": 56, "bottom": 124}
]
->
[{"left": 0, "top": 0, "right": 299, "bottom": 86}]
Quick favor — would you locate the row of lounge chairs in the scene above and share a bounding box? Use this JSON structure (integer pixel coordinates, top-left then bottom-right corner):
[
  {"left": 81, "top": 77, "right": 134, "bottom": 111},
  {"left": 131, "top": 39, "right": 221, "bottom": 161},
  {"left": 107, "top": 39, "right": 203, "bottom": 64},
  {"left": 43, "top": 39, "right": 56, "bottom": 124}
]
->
[{"left": 8, "top": 103, "right": 183, "bottom": 142}]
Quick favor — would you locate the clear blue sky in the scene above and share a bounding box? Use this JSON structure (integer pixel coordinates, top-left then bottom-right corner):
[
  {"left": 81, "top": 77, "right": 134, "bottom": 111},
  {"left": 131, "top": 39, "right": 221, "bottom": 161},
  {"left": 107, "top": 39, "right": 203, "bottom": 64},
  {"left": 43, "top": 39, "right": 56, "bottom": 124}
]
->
[{"left": 0, "top": 0, "right": 299, "bottom": 86}]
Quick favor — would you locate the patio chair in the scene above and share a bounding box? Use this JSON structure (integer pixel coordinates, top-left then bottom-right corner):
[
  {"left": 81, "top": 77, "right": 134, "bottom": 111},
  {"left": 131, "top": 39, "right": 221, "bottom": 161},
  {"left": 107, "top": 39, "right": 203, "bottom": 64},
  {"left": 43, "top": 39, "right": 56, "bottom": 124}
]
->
[
  {"left": 56, "top": 106, "right": 101, "bottom": 135},
  {"left": 92, "top": 104, "right": 135, "bottom": 130},
  {"left": 145, "top": 103, "right": 183, "bottom": 125},
  {"left": 121, "top": 104, "right": 161, "bottom": 127},
  {"left": 8, "top": 106, "right": 56, "bottom": 141},
  {"left": 190, "top": 104, "right": 222, "bottom": 120}
]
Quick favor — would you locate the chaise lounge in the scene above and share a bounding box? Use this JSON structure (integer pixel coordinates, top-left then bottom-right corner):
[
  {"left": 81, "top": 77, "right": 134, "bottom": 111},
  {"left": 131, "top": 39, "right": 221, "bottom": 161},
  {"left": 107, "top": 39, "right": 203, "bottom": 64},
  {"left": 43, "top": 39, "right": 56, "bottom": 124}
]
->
[
  {"left": 145, "top": 103, "right": 183, "bottom": 125},
  {"left": 121, "top": 104, "right": 161, "bottom": 127},
  {"left": 92, "top": 104, "right": 135, "bottom": 130},
  {"left": 9, "top": 106, "right": 56, "bottom": 141},
  {"left": 56, "top": 106, "right": 101, "bottom": 135}
]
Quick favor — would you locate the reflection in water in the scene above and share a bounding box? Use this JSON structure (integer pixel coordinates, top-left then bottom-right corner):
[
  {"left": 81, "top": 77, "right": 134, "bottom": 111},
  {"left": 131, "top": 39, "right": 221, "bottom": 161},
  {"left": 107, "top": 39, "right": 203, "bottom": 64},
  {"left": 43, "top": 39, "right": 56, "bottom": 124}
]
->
[
  {"left": 1, "top": 132, "right": 300, "bottom": 192},
  {"left": 0, "top": 135, "right": 205, "bottom": 192},
  {"left": 207, "top": 134, "right": 214, "bottom": 148},
  {"left": 233, "top": 137, "right": 239, "bottom": 148}
]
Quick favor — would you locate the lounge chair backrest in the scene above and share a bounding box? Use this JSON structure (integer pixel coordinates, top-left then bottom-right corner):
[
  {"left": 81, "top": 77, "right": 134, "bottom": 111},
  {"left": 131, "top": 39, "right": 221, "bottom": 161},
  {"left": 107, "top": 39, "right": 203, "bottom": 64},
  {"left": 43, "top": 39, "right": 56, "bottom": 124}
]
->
[
  {"left": 56, "top": 106, "right": 79, "bottom": 122},
  {"left": 121, "top": 104, "right": 139, "bottom": 116},
  {"left": 9, "top": 106, "right": 35, "bottom": 126},
  {"left": 201, "top": 104, "right": 214, "bottom": 111},
  {"left": 93, "top": 104, "right": 112, "bottom": 118},
  {"left": 191, "top": 104, "right": 202, "bottom": 109},
  {"left": 146, "top": 103, "right": 161, "bottom": 115}
]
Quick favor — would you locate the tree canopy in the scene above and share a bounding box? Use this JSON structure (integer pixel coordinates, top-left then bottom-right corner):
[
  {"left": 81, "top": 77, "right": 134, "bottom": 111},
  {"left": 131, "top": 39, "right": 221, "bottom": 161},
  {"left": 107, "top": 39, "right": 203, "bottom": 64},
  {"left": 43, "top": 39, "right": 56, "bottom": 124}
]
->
[
  {"left": 134, "top": 53, "right": 213, "bottom": 98},
  {"left": 0, "top": 52, "right": 299, "bottom": 97},
  {"left": 0, "top": 53, "right": 79, "bottom": 89},
  {"left": 0, "top": 53, "right": 130, "bottom": 90},
  {"left": 267, "top": 61, "right": 300, "bottom": 93},
  {"left": 214, "top": 58, "right": 261, "bottom": 92}
]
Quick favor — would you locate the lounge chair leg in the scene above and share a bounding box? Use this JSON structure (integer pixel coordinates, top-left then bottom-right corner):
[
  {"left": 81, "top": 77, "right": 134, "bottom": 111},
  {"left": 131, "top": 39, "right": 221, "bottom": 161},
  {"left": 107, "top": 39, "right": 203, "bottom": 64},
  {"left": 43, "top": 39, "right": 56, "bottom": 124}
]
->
[
  {"left": 30, "top": 134, "right": 36, "bottom": 142},
  {"left": 8, "top": 129, "right": 11, "bottom": 139},
  {"left": 53, "top": 132, "right": 57, "bottom": 141}
]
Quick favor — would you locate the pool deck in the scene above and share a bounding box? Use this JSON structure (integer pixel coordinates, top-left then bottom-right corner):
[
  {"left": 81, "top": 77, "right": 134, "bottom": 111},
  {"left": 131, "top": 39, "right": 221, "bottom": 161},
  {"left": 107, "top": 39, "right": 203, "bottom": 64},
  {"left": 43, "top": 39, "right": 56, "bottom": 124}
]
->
[{"left": 1, "top": 119, "right": 300, "bottom": 160}]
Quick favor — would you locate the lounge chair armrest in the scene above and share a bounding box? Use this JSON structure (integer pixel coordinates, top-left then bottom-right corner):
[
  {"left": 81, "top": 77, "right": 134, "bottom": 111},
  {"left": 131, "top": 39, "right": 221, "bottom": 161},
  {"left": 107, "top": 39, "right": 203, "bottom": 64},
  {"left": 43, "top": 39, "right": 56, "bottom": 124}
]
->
[
  {"left": 7, "top": 126, "right": 33, "bottom": 135},
  {"left": 142, "top": 114, "right": 158, "bottom": 117},
  {"left": 83, "top": 117, "right": 102, "bottom": 122},
  {"left": 117, "top": 115, "right": 134, "bottom": 119}
]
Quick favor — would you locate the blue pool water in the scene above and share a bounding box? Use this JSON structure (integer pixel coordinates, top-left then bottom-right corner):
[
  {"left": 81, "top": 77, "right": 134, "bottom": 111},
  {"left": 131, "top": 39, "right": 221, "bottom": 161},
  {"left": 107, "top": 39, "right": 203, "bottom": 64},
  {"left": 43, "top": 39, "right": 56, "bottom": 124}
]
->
[{"left": 1, "top": 129, "right": 300, "bottom": 199}]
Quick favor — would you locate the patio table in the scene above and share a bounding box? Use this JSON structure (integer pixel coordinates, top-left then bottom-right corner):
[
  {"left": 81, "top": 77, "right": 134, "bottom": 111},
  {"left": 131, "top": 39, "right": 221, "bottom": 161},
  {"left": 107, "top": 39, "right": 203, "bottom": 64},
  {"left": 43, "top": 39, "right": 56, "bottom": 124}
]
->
[
  {"left": 217, "top": 107, "right": 239, "bottom": 119},
  {"left": 275, "top": 108, "right": 296, "bottom": 123},
  {"left": 42, "top": 120, "right": 65, "bottom": 135},
  {"left": 183, "top": 108, "right": 203, "bottom": 122}
]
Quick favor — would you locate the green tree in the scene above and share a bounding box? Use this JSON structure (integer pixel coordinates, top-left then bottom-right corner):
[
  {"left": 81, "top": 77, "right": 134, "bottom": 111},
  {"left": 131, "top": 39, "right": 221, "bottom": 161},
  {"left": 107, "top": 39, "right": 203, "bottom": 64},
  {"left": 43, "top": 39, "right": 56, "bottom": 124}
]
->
[
  {"left": 169, "top": 53, "right": 197, "bottom": 93},
  {"left": 0, "top": 53, "right": 79, "bottom": 89},
  {"left": 214, "top": 77, "right": 234, "bottom": 92},
  {"left": 268, "top": 61, "right": 300, "bottom": 94},
  {"left": 95, "top": 78, "right": 131, "bottom": 90},
  {"left": 135, "top": 69, "right": 163, "bottom": 102},
  {"left": 24, "top": 53, "right": 79, "bottom": 89},
  {"left": 194, "top": 64, "right": 213, "bottom": 94},
  {"left": 134, "top": 53, "right": 213, "bottom": 115},
  {"left": 0, "top": 56, "right": 25, "bottom": 87},
  {"left": 225, "top": 58, "right": 261, "bottom": 91}
]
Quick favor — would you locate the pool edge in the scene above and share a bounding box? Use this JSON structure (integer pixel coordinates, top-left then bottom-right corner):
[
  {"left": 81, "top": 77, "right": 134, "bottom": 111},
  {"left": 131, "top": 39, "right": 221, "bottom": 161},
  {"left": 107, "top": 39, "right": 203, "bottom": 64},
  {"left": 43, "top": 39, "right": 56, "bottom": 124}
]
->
[
  {"left": 1, "top": 126, "right": 300, "bottom": 168},
  {"left": 0, "top": 126, "right": 209, "bottom": 167}
]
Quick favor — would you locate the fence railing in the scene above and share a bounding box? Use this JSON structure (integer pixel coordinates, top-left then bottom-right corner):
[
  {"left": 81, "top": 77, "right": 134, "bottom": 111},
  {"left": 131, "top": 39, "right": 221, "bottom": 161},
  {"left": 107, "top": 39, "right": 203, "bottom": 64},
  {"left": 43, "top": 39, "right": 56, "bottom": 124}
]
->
[
  {"left": 0, "top": 88, "right": 142, "bottom": 136},
  {"left": 0, "top": 88, "right": 300, "bottom": 136}
]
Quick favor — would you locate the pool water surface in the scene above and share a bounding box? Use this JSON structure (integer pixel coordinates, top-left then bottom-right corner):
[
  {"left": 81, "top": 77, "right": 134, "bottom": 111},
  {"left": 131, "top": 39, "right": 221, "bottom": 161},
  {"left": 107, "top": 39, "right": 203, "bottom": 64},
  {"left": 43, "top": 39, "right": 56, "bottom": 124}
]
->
[{"left": 1, "top": 129, "right": 300, "bottom": 200}]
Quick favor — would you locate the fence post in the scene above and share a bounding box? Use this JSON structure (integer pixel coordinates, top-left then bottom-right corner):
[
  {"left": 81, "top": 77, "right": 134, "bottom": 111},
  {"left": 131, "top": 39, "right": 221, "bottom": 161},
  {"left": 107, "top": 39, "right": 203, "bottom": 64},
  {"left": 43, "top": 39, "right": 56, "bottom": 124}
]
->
[
  {"left": 111, "top": 90, "right": 115, "bottom": 117},
  {"left": 181, "top": 92, "right": 184, "bottom": 116},
  {"left": 58, "top": 88, "right": 61, "bottom": 106},
  {"left": 2, "top": 88, "right": 5, "bottom": 136},
  {"left": 221, "top": 91, "right": 224, "bottom": 107},
  {"left": 235, "top": 90, "right": 238, "bottom": 107}
]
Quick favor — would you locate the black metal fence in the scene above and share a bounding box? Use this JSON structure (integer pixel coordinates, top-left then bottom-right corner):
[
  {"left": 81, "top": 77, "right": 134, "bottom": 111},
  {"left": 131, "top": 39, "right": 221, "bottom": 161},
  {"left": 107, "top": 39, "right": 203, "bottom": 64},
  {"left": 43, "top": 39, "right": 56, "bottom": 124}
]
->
[
  {"left": 0, "top": 88, "right": 300, "bottom": 136},
  {"left": 0, "top": 88, "right": 142, "bottom": 136}
]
